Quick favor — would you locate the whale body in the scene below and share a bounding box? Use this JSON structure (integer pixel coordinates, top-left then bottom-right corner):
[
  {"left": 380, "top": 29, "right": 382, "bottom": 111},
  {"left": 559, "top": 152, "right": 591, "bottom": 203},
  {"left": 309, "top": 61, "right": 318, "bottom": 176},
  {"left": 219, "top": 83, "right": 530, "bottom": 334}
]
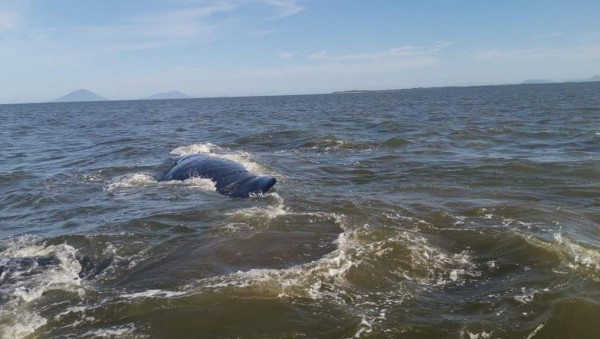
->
[{"left": 162, "top": 154, "right": 276, "bottom": 198}]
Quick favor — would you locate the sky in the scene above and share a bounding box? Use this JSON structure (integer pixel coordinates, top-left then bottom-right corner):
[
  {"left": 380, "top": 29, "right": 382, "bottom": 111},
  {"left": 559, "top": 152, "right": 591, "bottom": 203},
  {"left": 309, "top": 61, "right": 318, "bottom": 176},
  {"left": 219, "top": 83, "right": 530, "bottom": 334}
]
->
[{"left": 1, "top": 0, "right": 599, "bottom": 103}]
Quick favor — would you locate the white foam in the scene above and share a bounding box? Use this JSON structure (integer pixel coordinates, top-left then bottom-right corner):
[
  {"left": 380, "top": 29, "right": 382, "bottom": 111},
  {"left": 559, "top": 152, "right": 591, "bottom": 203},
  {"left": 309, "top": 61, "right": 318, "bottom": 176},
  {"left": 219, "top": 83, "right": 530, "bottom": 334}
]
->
[
  {"left": 182, "top": 217, "right": 478, "bottom": 331},
  {"left": 170, "top": 143, "right": 218, "bottom": 156},
  {"left": 514, "top": 287, "right": 538, "bottom": 304},
  {"left": 82, "top": 324, "right": 142, "bottom": 338},
  {"left": 171, "top": 143, "right": 270, "bottom": 175},
  {"left": 106, "top": 172, "right": 217, "bottom": 194},
  {"left": 226, "top": 193, "right": 287, "bottom": 223},
  {"left": 119, "top": 289, "right": 187, "bottom": 299},
  {"left": 465, "top": 331, "right": 492, "bottom": 339},
  {"left": 553, "top": 233, "right": 600, "bottom": 273},
  {"left": 54, "top": 306, "right": 94, "bottom": 321},
  {"left": 453, "top": 216, "right": 466, "bottom": 226},
  {"left": 522, "top": 233, "right": 600, "bottom": 281},
  {"left": 1, "top": 312, "right": 48, "bottom": 339},
  {"left": 214, "top": 152, "right": 266, "bottom": 174},
  {"left": 104, "top": 173, "right": 156, "bottom": 193},
  {"left": 316, "top": 139, "right": 346, "bottom": 151},
  {"left": 525, "top": 323, "right": 545, "bottom": 339},
  {"left": 0, "top": 235, "right": 83, "bottom": 339},
  {"left": 353, "top": 316, "right": 373, "bottom": 337},
  {"left": 182, "top": 177, "right": 217, "bottom": 191}
]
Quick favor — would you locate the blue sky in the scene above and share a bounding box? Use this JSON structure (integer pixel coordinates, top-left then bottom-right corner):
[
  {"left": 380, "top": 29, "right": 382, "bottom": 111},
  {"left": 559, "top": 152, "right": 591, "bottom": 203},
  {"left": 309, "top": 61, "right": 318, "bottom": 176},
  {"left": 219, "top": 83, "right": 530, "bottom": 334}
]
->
[{"left": 1, "top": 0, "right": 599, "bottom": 103}]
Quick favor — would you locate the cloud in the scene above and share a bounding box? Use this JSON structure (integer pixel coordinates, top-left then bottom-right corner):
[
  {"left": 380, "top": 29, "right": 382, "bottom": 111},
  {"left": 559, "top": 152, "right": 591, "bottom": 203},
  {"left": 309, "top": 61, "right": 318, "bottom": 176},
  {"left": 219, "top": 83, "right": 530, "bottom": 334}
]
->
[
  {"left": 164, "top": 42, "right": 445, "bottom": 82},
  {"left": 100, "top": 2, "right": 238, "bottom": 41},
  {"left": 235, "top": 57, "right": 438, "bottom": 79},
  {"left": 473, "top": 44, "right": 600, "bottom": 61},
  {"left": 307, "top": 41, "right": 452, "bottom": 63},
  {"left": 231, "top": 42, "right": 448, "bottom": 80},
  {"left": 259, "top": 0, "right": 305, "bottom": 18},
  {"left": 308, "top": 47, "right": 420, "bottom": 62},
  {"left": 0, "top": 10, "right": 20, "bottom": 32},
  {"left": 278, "top": 51, "right": 296, "bottom": 59},
  {"left": 473, "top": 48, "right": 544, "bottom": 60}
]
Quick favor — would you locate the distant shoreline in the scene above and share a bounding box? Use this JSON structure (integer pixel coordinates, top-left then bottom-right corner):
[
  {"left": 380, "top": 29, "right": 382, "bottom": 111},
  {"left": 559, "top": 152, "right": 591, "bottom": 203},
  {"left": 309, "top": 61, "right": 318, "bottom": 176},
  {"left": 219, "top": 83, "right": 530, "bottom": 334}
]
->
[
  {"left": 2, "top": 79, "right": 600, "bottom": 106},
  {"left": 332, "top": 78, "right": 600, "bottom": 94}
]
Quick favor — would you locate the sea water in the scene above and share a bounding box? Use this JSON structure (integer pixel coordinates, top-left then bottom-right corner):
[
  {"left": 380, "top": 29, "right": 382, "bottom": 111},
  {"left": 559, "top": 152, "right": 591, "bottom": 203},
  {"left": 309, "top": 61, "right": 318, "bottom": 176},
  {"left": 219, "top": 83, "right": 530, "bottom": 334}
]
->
[{"left": 0, "top": 82, "right": 599, "bottom": 338}]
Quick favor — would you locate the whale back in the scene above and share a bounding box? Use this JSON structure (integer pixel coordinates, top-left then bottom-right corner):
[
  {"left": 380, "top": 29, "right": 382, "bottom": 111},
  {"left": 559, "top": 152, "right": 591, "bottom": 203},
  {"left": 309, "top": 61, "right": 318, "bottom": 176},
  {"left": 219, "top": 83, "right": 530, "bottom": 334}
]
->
[
  {"left": 229, "top": 175, "right": 277, "bottom": 198},
  {"left": 162, "top": 155, "right": 276, "bottom": 198}
]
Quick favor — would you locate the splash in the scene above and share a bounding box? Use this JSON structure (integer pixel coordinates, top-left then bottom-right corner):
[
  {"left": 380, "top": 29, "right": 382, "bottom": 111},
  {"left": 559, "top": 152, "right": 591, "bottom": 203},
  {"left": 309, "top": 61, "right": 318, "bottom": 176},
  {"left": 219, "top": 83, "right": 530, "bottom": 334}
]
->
[
  {"left": 0, "top": 235, "right": 83, "bottom": 339},
  {"left": 170, "top": 143, "right": 219, "bottom": 156},
  {"left": 182, "top": 177, "right": 217, "bottom": 191},
  {"left": 170, "top": 143, "right": 274, "bottom": 175},
  {"left": 522, "top": 232, "right": 600, "bottom": 281},
  {"left": 170, "top": 218, "right": 480, "bottom": 334},
  {"left": 553, "top": 233, "right": 600, "bottom": 275},
  {"left": 225, "top": 193, "right": 287, "bottom": 226},
  {"left": 104, "top": 173, "right": 156, "bottom": 193}
]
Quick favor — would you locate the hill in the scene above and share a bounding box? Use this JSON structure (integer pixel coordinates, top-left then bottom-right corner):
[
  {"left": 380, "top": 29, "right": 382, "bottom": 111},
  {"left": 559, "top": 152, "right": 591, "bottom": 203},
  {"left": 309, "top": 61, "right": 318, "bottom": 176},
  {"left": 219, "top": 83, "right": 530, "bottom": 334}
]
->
[
  {"left": 521, "top": 79, "right": 552, "bottom": 84},
  {"left": 53, "top": 89, "right": 107, "bottom": 102},
  {"left": 522, "top": 75, "right": 600, "bottom": 85},
  {"left": 586, "top": 75, "right": 600, "bottom": 82},
  {"left": 143, "top": 91, "right": 192, "bottom": 100}
]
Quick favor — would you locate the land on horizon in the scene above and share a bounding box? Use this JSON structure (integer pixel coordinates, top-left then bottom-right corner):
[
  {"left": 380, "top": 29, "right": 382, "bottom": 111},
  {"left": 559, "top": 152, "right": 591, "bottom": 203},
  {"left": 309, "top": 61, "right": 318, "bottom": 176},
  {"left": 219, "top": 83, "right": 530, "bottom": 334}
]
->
[
  {"left": 51, "top": 89, "right": 193, "bottom": 103},
  {"left": 13, "top": 75, "right": 600, "bottom": 104}
]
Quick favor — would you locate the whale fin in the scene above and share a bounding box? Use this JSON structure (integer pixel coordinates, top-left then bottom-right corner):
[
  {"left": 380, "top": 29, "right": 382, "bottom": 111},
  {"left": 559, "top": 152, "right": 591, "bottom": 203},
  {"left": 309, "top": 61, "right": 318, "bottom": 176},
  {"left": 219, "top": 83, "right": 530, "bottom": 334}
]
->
[{"left": 231, "top": 176, "right": 277, "bottom": 198}]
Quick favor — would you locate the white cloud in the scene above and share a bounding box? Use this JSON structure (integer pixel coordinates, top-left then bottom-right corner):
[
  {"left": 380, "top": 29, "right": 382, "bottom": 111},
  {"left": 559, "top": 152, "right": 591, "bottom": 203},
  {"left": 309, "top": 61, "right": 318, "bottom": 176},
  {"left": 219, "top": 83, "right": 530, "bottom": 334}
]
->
[
  {"left": 307, "top": 41, "right": 452, "bottom": 63},
  {"left": 259, "top": 0, "right": 305, "bottom": 18},
  {"left": 473, "top": 48, "right": 544, "bottom": 60},
  {"left": 278, "top": 51, "right": 296, "bottom": 59},
  {"left": 94, "top": 2, "right": 238, "bottom": 41},
  {"left": 235, "top": 57, "right": 438, "bottom": 79},
  {"left": 473, "top": 44, "right": 600, "bottom": 61},
  {"left": 223, "top": 42, "right": 448, "bottom": 82},
  {"left": 308, "top": 47, "right": 419, "bottom": 62}
]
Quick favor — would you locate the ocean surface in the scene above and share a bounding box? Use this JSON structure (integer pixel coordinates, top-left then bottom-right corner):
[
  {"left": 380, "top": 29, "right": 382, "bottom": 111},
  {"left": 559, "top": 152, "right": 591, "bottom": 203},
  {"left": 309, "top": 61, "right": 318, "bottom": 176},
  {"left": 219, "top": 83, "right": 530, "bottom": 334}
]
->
[{"left": 1, "top": 82, "right": 599, "bottom": 338}]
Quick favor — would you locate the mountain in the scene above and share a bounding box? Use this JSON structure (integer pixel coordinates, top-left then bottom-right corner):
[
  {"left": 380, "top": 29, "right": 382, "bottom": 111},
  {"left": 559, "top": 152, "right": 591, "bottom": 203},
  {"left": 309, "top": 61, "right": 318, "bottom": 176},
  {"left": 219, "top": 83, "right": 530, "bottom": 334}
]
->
[
  {"left": 586, "top": 75, "right": 600, "bottom": 82},
  {"left": 53, "top": 89, "right": 107, "bottom": 102},
  {"left": 522, "top": 75, "right": 600, "bottom": 85},
  {"left": 521, "top": 79, "right": 552, "bottom": 84},
  {"left": 143, "top": 90, "right": 192, "bottom": 100}
]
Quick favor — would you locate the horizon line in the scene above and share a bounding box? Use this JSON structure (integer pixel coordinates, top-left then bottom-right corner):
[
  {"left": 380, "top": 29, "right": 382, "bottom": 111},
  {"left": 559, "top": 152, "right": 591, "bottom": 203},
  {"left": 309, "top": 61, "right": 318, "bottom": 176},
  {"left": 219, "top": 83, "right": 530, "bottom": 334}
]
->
[{"left": 2, "top": 78, "right": 599, "bottom": 106}]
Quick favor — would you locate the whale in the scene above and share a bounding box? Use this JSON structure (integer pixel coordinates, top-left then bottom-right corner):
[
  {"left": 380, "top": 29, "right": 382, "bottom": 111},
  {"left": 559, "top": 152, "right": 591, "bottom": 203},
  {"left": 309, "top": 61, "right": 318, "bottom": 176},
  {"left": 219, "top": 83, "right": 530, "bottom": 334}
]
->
[{"left": 162, "top": 154, "right": 276, "bottom": 198}]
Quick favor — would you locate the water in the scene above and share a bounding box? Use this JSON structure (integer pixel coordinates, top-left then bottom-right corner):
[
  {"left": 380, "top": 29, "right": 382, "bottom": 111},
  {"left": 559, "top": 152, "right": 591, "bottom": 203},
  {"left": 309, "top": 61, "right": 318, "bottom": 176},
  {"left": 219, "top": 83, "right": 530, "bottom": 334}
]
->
[{"left": 0, "top": 82, "right": 599, "bottom": 338}]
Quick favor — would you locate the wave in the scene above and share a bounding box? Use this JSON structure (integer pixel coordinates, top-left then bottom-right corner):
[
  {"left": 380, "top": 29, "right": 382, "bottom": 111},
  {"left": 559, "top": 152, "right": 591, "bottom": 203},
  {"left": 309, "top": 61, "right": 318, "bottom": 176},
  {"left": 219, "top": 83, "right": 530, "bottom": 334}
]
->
[
  {"left": 104, "top": 173, "right": 157, "bottom": 192},
  {"left": 124, "top": 219, "right": 481, "bottom": 335},
  {"left": 0, "top": 235, "right": 83, "bottom": 339},
  {"left": 104, "top": 172, "right": 216, "bottom": 194},
  {"left": 170, "top": 143, "right": 219, "bottom": 156},
  {"left": 521, "top": 233, "right": 600, "bottom": 281},
  {"left": 300, "top": 137, "right": 374, "bottom": 153}
]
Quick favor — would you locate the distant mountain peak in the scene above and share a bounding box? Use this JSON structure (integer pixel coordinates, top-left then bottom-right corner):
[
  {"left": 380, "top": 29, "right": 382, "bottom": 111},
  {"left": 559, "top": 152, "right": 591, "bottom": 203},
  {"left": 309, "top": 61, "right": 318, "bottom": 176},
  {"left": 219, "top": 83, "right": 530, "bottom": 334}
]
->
[
  {"left": 143, "top": 90, "right": 192, "bottom": 100},
  {"left": 587, "top": 75, "right": 600, "bottom": 81},
  {"left": 53, "top": 89, "right": 107, "bottom": 102}
]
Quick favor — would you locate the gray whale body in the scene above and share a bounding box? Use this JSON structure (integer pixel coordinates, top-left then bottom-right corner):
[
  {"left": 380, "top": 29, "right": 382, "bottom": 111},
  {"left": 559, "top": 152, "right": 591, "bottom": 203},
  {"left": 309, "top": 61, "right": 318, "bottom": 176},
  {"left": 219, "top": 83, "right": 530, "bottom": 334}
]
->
[{"left": 162, "top": 154, "right": 276, "bottom": 198}]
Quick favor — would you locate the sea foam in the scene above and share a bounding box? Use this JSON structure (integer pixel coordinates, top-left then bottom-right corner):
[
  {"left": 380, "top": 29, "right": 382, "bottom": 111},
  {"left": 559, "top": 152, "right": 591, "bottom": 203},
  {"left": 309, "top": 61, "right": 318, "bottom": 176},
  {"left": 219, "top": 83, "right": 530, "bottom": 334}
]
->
[{"left": 0, "top": 235, "right": 83, "bottom": 339}]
